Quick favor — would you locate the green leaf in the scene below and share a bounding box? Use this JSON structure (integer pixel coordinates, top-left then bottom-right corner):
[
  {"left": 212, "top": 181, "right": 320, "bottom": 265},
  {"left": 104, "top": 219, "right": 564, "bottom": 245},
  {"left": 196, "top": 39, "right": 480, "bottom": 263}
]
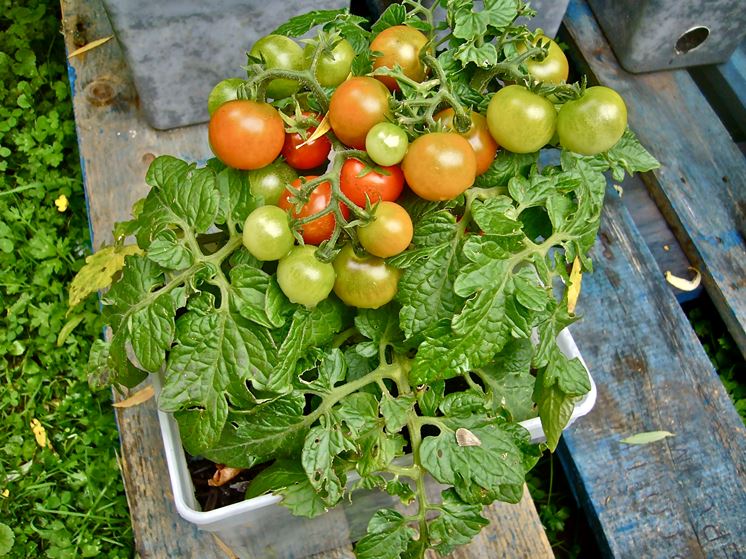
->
[
  {"left": 439, "top": 390, "right": 487, "bottom": 417},
  {"left": 471, "top": 197, "right": 521, "bottom": 235},
  {"left": 564, "top": 129, "right": 660, "bottom": 182},
  {"left": 300, "top": 348, "right": 346, "bottom": 393},
  {"left": 213, "top": 164, "right": 258, "bottom": 225},
  {"left": 455, "top": 41, "right": 498, "bottom": 68},
  {"left": 129, "top": 287, "right": 185, "bottom": 372},
  {"left": 512, "top": 267, "right": 551, "bottom": 312},
  {"left": 371, "top": 4, "right": 407, "bottom": 34},
  {"left": 173, "top": 391, "right": 228, "bottom": 456},
  {"left": 478, "top": 338, "right": 536, "bottom": 421},
  {"left": 430, "top": 489, "right": 489, "bottom": 555},
  {"left": 302, "top": 420, "right": 354, "bottom": 505},
  {"left": 380, "top": 393, "right": 415, "bottom": 433},
  {"left": 204, "top": 393, "right": 307, "bottom": 468},
  {"left": 229, "top": 264, "right": 290, "bottom": 328},
  {"left": 354, "top": 509, "right": 414, "bottom": 559},
  {"left": 386, "top": 480, "right": 415, "bottom": 505},
  {"left": 102, "top": 255, "right": 164, "bottom": 325},
  {"left": 533, "top": 380, "right": 574, "bottom": 452},
  {"left": 0, "top": 522, "right": 13, "bottom": 556},
  {"left": 273, "top": 9, "right": 347, "bottom": 36},
  {"left": 620, "top": 431, "right": 675, "bottom": 445},
  {"left": 146, "top": 229, "right": 193, "bottom": 270},
  {"left": 246, "top": 459, "right": 327, "bottom": 518},
  {"left": 475, "top": 150, "right": 537, "bottom": 188},
  {"left": 417, "top": 380, "right": 445, "bottom": 416},
  {"left": 355, "top": 305, "right": 403, "bottom": 348},
  {"left": 356, "top": 430, "right": 406, "bottom": 477},
  {"left": 533, "top": 300, "right": 578, "bottom": 369}
]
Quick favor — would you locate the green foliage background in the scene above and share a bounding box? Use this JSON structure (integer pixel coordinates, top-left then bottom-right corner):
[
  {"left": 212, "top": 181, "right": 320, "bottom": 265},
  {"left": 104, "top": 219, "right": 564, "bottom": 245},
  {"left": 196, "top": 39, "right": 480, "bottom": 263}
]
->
[{"left": 0, "top": 1, "right": 133, "bottom": 557}]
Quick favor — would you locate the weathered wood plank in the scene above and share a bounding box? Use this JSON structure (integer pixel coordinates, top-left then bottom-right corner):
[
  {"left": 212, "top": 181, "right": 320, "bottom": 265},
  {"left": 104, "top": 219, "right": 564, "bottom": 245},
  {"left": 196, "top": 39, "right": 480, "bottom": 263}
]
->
[
  {"left": 563, "top": 0, "right": 746, "bottom": 357},
  {"left": 61, "top": 0, "right": 555, "bottom": 557},
  {"left": 559, "top": 190, "right": 746, "bottom": 557}
]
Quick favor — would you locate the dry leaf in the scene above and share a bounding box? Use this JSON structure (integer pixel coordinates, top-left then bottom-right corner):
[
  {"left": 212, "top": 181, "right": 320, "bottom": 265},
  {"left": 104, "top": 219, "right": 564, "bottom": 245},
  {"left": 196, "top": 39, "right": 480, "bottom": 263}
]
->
[
  {"left": 209, "top": 465, "right": 245, "bottom": 487},
  {"left": 620, "top": 431, "right": 675, "bottom": 445},
  {"left": 112, "top": 385, "right": 155, "bottom": 408},
  {"left": 30, "top": 419, "right": 53, "bottom": 450},
  {"left": 664, "top": 267, "right": 701, "bottom": 291},
  {"left": 455, "top": 427, "right": 481, "bottom": 447},
  {"left": 213, "top": 534, "right": 239, "bottom": 559},
  {"left": 298, "top": 113, "right": 331, "bottom": 147},
  {"left": 567, "top": 256, "right": 583, "bottom": 314},
  {"left": 68, "top": 244, "right": 142, "bottom": 309},
  {"left": 613, "top": 184, "right": 624, "bottom": 197},
  {"left": 67, "top": 36, "right": 113, "bottom": 59}
]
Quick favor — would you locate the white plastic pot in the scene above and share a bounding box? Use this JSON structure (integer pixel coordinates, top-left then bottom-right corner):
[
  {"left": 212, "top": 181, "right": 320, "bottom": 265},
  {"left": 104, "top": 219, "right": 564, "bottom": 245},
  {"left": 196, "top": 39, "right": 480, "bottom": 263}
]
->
[{"left": 153, "top": 327, "right": 596, "bottom": 558}]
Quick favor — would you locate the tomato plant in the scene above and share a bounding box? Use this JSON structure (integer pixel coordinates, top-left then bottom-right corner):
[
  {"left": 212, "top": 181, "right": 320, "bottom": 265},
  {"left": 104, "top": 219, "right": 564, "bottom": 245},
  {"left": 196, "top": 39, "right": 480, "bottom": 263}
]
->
[
  {"left": 402, "top": 132, "right": 476, "bottom": 201},
  {"left": 277, "top": 245, "right": 336, "bottom": 307},
  {"left": 358, "top": 201, "right": 413, "bottom": 258},
  {"left": 557, "top": 86, "right": 628, "bottom": 155},
  {"left": 248, "top": 159, "right": 298, "bottom": 206},
  {"left": 208, "top": 100, "right": 285, "bottom": 170},
  {"left": 435, "top": 108, "right": 498, "bottom": 176},
  {"left": 328, "top": 77, "right": 391, "bottom": 149},
  {"left": 278, "top": 178, "right": 349, "bottom": 245},
  {"left": 305, "top": 38, "right": 355, "bottom": 87},
  {"left": 340, "top": 158, "right": 404, "bottom": 208},
  {"left": 332, "top": 244, "right": 400, "bottom": 308},
  {"left": 281, "top": 113, "right": 332, "bottom": 170},
  {"left": 370, "top": 25, "right": 429, "bottom": 91},
  {"left": 486, "top": 85, "right": 556, "bottom": 154},
  {"left": 242, "top": 206, "right": 294, "bottom": 261},
  {"left": 249, "top": 34, "right": 304, "bottom": 99}
]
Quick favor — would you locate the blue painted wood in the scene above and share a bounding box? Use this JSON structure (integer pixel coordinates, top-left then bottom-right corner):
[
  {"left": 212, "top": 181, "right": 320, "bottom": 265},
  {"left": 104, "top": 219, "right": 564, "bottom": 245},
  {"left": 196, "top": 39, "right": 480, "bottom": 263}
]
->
[
  {"left": 563, "top": 0, "right": 746, "bottom": 360},
  {"left": 560, "top": 190, "right": 746, "bottom": 558}
]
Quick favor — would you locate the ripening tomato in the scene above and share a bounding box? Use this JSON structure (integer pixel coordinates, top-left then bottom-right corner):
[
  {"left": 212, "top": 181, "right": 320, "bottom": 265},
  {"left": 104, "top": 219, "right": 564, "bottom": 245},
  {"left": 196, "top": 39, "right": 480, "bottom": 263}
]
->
[
  {"left": 208, "top": 100, "right": 285, "bottom": 170},
  {"left": 242, "top": 206, "right": 294, "bottom": 261},
  {"left": 277, "top": 245, "right": 335, "bottom": 308},
  {"left": 340, "top": 158, "right": 404, "bottom": 207},
  {"left": 333, "top": 244, "right": 400, "bottom": 309},
  {"left": 370, "top": 25, "right": 429, "bottom": 91},
  {"left": 281, "top": 113, "right": 331, "bottom": 170},
  {"left": 557, "top": 86, "right": 627, "bottom": 155},
  {"left": 358, "top": 201, "right": 413, "bottom": 258},
  {"left": 305, "top": 38, "right": 355, "bottom": 88},
  {"left": 248, "top": 160, "right": 298, "bottom": 206},
  {"left": 519, "top": 36, "right": 569, "bottom": 85},
  {"left": 207, "top": 78, "right": 244, "bottom": 115},
  {"left": 328, "top": 77, "right": 391, "bottom": 149},
  {"left": 402, "top": 132, "right": 477, "bottom": 201},
  {"left": 249, "top": 34, "right": 304, "bottom": 100},
  {"left": 435, "top": 108, "right": 498, "bottom": 175},
  {"left": 278, "top": 177, "right": 349, "bottom": 245},
  {"left": 486, "top": 85, "right": 556, "bottom": 154}
]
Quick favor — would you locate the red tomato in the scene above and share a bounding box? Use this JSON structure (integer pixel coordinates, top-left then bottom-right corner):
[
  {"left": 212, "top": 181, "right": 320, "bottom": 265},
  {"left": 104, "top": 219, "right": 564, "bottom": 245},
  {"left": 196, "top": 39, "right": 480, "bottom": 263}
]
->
[
  {"left": 328, "top": 77, "right": 390, "bottom": 149},
  {"left": 278, "top": 177, "right": 349, "bottom": 245},
  {"left": 208, "top": 100, "right": 285, "bottom": 170},
  {"left": 339, "top": 159, "right": 404, "bottom": 208},
  {"left": 281, "top": 113, "right": 332, "bottom": 170}
]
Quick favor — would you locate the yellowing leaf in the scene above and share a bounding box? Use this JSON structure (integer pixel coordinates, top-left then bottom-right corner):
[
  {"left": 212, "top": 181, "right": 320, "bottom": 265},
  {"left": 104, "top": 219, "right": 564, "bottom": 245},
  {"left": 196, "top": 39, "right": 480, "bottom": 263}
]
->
[
  {"left": 208, "top": 465, "right": 245, "bottom": 487},
  {"left": 665, "top": 267, "right": 701, "bottom": 292},
  {"left": 567, "top": 256, "right": 582, "bottom": 314},
  {"left": 298, "top": 113, "right": 330, "bottom": 148},
  {"left": 68, "top": 244, "right": 142, "bottom": 309},
  {"left": 67, "top": 36, "right": 113, "bottom": 59},
  {"left": 112, "top": 385, "right": 155, "bottom": 408},
  {"left": 30, "top": 419, "right": 53, "bottom": 450},
  {"left": 620, "top": 431, "right": 675, "bottom": 445}
]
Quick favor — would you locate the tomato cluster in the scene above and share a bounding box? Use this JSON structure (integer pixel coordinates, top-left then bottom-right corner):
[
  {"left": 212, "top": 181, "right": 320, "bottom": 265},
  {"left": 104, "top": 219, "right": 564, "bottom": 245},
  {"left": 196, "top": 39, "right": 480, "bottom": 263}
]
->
[{"left": 206, "top": 24, "right": 628, "bottom": 311}]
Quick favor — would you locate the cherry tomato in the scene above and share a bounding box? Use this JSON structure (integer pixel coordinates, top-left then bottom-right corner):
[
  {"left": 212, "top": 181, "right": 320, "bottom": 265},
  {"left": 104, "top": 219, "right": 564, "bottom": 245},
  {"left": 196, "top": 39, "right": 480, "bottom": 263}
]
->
[
  {"left": 332, "top": 244, "right": 399, "bottom": 309},
  {"left": 281, "top": 113, "right": 332, "bottom": 170},
  {"left": 519, "top": 36, "right": 569, "bottom": 85},
  {"left": 249, "top": 35, "right": 304, "bottom": 100},
  {"left": 358, "top": 201, "right": 413, "bottom": 258},
  {"left": 401, "top": 132, "right": 476, "bottom": 201},
  {"left": 365, "top": 122, "right": 409, "bottom": 167},
  {"left": 208, "top": 100, "right": 285, "bottom": 170},
  {"left": 370, "top": 25, "right": 428, "bottom": 91},
  {"left": 557, "top": 86, "right": 628, "bottom": 155},
  {"left": 435, "top": 108, "right": 498, "bottom": 176},
  {"left": 207, "top": 78, "right": 244, "bottom": 115},
  {"left": 304, "top": 38, "right": 355, "bottom": 88},
  {"left": 278, "top": 177, "right": 349, "bottom": 245},
  {"left": 242, "top": 206, "right": 294, "bottom": 261},
  {"left": 329, "top": 77, "right": 391, "bottom": 149},
  {"left": 486, "top": 85, "right": 556, "bottom": 154},
  {"left": 248, "top": 160, "right": 298, "bottom": 206},
  {"left": 340, "top": 158, "right": 404, "bottom": 208},
  {"left": 277, "top": 245, "right": 335, "bottom": 308}
]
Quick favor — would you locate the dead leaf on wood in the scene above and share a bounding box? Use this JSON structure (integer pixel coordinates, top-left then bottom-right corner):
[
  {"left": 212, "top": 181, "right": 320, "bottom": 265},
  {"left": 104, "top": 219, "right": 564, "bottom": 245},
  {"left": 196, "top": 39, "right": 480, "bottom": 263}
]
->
[
  {"left": 67, "top": 36, "right": 113, "bottom": 59},
  {"left": 209, "top": 465, "right": 245, "bottom": 487},
  {"left": 112, "top": 385, "right": 154, "bottom": 408},
  {"left": 212, "top": 534, "right": 239, "bottom": 559},
  {"left": 664, "top": 267, "right": 701, "bottom": 291},
  {"left": 620, "top": 431, "right": 675, "bottom": 445}
]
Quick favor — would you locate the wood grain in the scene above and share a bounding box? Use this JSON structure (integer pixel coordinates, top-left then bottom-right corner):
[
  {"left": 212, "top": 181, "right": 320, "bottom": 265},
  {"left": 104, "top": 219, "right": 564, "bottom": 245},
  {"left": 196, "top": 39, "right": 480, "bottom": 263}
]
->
[
  {"left": 559, "top": 191, "right": 746, "bottom": 557},
  {"left": 563, "top": 0, "right": 746, "bottom": 357},
  {"left": 61, "top": 0, "right": 554, "bottom": 557}
]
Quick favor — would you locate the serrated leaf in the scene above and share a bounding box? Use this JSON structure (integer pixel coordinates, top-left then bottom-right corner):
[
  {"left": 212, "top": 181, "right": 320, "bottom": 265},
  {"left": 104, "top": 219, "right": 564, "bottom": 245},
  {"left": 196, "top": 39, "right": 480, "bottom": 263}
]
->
[
  {"left": 130, "top": 287, "right": 185, "bottom": 372},
  {"left": 380, "top": 393, "right": 415, "bottom": 433},
  {"left": 356, "top": 430, "right": 406, "bottom": 478},
  {"left": 245, "top": 459, "right": 327, "bottom": 518},
  {"left": 471, "top": 197, "right": 521, "bottom": 235},
  {"left": 512, "top": 268, "right": 550, "bottom": 312},
  {"left": 354, "top": 509, "right": 414, "bottom": 559},
  {"left": 430, "top": 488, "right": 489, "bottom": 555},
  {"left": 146, "top": 229, "right": 193, "bottom": 270},
  {"left": 213, "top": 164, "right": 259, "bottom": 225},
  {"left": 533, "top": 301, "right": 578, "bottom": 369},
  {"left": 355, "top": 305, "right": 403, "bottom": 348},
  {"left": 540, "top": 344, "right": 590, "bottom": 397},
  {"left": 417, "top": 380, "right": 445, "bottom": 416},
  {"left": 273, "top": 9, "right": 347, "bottom": 36},
  {"left": 371, "top": 4, "right": 407, "bottom": 34},
  {"left": 439, "top": 390, "right": 486, "bottom": 418},
  {"left": 68, "top": 244, "right": 142, "bottom": 308},
  {"left": 620, "top": 431, "right": 675, "bottom": 445},
  {"left": 478, "top": 338, "right": 536, "bottom": 421},
  {"left": 174, "top": 391, "right": 229, "bottom": 456},
  {"left": 302, "top": 420, "right": 353, "bottom": 505},
  {"left": 564, "top": 129, "right": 659, "bottom": 181},
  {"left": 455, "top": 41, "right": 498, "bottom": 68},
  {"left": 533, "top": 380, "right": 574, "bottom": 452},
  {"left": 474, "top": 148, "right": 537, "bottom": 188},
  {"left": 301, "top": 348, "right": 346, "bottom": 393},
  {"left": 229, "top": 264, "right": 290, "bottom": 328},
  {"left": 386, "top": 479, "right": 415, "bottom": 505}
]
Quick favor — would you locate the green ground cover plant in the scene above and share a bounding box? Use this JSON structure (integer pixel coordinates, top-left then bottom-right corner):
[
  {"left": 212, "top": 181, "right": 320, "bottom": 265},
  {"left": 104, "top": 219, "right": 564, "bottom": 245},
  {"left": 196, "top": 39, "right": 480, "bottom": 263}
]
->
[{"left": 0, "top": 1, "right": 133, "bottom": 557}]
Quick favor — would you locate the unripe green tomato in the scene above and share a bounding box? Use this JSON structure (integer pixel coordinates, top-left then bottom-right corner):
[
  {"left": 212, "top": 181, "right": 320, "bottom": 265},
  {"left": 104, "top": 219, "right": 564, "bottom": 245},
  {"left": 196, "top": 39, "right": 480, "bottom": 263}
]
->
[
  {"left": 486, "top": 85, "right": 556, "bottom": 154},
  {"left": 304, "top": 39, "right": 355, "bottom": 88},
  {"left": 277, "top": 245, "right": 336, "bottom": 308},
  {"left": 332, "top": 244, "right": 399, "bottom": 309},
  {"left": 249, "top": 35, "right": 304, "bottom": 100},
  {"left": 248, "top": 160, "right": 298, "bottom": 206},
  {"left": 242, "top": 206, "right": 294, "bottom": 261},
  {"left": 557, "top": 86, "right": 628, "bottom": 155},
  {"left": 207, "top": 78, "right": 244, "bottom": 115},
  {"left": 365, "top": 122, "right": 409, "bottom": 166}
]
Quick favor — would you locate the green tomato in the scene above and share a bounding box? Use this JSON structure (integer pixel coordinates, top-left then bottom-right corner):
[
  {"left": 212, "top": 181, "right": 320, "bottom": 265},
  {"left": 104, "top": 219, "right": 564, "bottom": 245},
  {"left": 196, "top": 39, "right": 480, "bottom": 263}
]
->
[
  {"left": 557, "top": 86, "right": 628, "bottom": 155},
  {"left": 332, "top": 244, "right": 399, "bottom": 309},
  {"left": 365, "top": 122, "right": 409, "bottom": 166},
  {"left": 249, "top": 35, "right": 304, "bottom": 100},
  {"left": 242, "top": 206, "right": 294, "bottom": 261},
  {"left": 486, "top": 85, "right": 556, "bottom": 154},
  {"left": 207, "top": 78, "right": 244, "bottom": 115},
  {"left": 277, "top": 245, "right": 336, "bottom": 308},
  {"left": 248, "top": 160, "right": 298, "bottom": 206},
  {"left": 304, "top": 38, "right": 355, "bottom": 88}
]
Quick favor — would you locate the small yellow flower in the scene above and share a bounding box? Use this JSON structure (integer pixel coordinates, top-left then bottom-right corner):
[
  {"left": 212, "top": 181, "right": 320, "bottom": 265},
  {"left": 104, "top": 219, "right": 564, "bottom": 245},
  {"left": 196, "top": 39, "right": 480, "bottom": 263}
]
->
[
  {"left": 1, "top": 489, "right": 8, "bottom": 498},
  {"left": 55, "top": 194, "right": 69, "bottom": 212},
  {"left": 30, "top": 418, "right": 53, "bottom": 450}
]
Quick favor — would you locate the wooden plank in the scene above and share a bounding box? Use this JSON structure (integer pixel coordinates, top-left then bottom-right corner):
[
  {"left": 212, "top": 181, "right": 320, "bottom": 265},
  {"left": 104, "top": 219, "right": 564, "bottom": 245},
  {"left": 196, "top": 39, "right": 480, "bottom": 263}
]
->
[
  {"left": 562, "top": 0, "right": 746, "bottom": 358},
  {"left": 558, "top": 190, "right": 746, "bottom": 557},
  {"left": 61, "top": 0, "right": 555, "bottom": 557}
]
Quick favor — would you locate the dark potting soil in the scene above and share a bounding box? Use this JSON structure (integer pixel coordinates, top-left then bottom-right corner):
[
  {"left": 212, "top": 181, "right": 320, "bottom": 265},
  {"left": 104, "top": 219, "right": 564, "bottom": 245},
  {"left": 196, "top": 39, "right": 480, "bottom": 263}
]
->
[{"left": 188, "top": 455, "right": 270, "bottom": 511}]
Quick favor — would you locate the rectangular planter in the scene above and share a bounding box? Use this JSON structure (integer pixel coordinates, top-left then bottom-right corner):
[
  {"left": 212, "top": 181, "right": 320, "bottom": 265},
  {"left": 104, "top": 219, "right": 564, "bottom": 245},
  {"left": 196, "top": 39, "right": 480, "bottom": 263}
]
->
[{"left": 153, "top": 327, "right": 596, "bottom": 558}]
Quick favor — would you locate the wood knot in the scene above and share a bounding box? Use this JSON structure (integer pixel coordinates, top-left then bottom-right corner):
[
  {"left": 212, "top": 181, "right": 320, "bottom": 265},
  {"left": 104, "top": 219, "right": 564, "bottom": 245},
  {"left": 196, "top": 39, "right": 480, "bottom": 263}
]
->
[{"left": 85, "top": 78, "right": 117, "bottom": 106}]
